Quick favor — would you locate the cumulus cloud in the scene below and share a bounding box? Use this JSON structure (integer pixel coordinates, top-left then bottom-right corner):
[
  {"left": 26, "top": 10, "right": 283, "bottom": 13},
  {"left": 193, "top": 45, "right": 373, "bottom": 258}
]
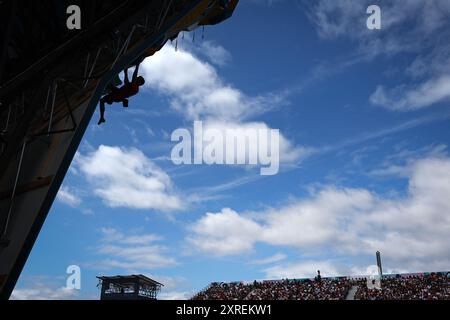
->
[
  {"left": 188, "top": 208, "right": 262, "bottom": 256},
  {"left": 188, "top": 155, "right": 450, "bottom": 272},
  {"left": 188, "top": 188, "right": 373, "bottom": 255},
  {"left": 200, "top": 121, "right": 312, "bottom": 165},
  {"left": 76, "top": 145, "right": 182, "bottom": 211},
  {"left": 141, "top": 44, "right": 306, "bottom": 167},
  {"left": 141, "top": 44, "right": 280, "bottom": 122},
  {"left": 93, "top": 228, "right": 177, "bottom": 271}
]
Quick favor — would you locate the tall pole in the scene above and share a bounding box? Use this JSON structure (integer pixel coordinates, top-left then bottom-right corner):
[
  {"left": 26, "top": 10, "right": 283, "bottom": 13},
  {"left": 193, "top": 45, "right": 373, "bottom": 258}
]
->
[{"left": 376, "top": 251, "right": 383, "bottom": 278}]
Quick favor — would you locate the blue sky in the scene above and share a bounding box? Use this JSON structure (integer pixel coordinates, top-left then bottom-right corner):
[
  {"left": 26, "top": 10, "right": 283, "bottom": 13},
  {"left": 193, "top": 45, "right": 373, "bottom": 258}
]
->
[{"left": 13, "top": 0, "right": 450, "bottom": 299}]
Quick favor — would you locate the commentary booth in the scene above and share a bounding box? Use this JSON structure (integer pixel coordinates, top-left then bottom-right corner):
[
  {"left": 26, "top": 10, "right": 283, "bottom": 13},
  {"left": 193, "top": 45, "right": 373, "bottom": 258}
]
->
[{"left": 97, "top": 275, "right": 163, "bottom": 300}]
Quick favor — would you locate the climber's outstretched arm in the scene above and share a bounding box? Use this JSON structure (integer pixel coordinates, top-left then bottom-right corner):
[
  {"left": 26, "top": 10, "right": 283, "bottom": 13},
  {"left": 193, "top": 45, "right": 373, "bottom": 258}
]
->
[
  {"left": 124, "top": 68, "right": 130, "bottom": 85},
  {"left": 132, "top": 62, "right": 141, "bottom": 81}
]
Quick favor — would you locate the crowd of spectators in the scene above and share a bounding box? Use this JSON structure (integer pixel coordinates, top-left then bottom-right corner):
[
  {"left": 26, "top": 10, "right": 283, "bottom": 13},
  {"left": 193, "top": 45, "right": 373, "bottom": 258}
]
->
[
  {"left": 192, "top": 272, "right": 450, "bottom": 300},
  {"left": 192, "top": 282, "right": 253, "bottom": 300},
  {"left": 355, "top": 273, "right": 450, "bottom": 300},
  {"left": 244, "top": 278, "right": 351, "bottom": 300},
  {"left": 192, "top": 277, "right": 351, "bottom": 300}
]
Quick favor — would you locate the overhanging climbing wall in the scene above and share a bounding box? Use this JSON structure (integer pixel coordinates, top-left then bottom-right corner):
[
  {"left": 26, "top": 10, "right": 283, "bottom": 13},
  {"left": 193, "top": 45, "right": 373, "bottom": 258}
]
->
[{"left": 0, "top": 0, "right": 239, "bottom": 299}]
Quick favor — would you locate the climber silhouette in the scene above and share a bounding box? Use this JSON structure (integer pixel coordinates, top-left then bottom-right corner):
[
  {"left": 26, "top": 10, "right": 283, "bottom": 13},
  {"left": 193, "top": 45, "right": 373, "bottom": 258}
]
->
[{"left": 98, "top": 59, "right": 145, "bottom": 125}]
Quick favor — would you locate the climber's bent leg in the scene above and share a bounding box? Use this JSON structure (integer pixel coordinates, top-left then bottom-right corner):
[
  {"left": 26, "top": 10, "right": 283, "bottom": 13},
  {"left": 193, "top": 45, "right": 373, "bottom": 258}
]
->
[{"left": 98, "top": 98, "right": 107, "bottom": 125}]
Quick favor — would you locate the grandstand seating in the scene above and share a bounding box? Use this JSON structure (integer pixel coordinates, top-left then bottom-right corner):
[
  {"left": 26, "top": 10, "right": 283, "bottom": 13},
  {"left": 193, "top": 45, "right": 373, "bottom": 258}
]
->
[{"left": 192, "top": 272, "right": 450, "bottom": 300}]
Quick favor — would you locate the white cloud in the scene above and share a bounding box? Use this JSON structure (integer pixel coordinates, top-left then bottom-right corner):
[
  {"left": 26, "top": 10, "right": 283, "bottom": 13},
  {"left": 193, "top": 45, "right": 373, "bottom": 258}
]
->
[
  {"left": 307, "top": 0, "right": 450, "bottom": 44},
  {"left": 11, "top": 277, "right": 79, "bottom": 301},
  {"left": 143, "top": 43, "right": 305, "bottom": 168},
  {"left": 306, "top": 0, "right": 450, "bottom": 111},
  {"left": 141, "top": 44, "right": 306, "bottom": 166},
  {"left": 368, "top": 164, "right": 411, "bottom": 178},
  {"left": 99, "top": 227, "right": 162, "bottom": 245},
  {"left": 187, "top": 208, "right": 262, "bottom": 256},
  {"left": 56, "top": 186, "right": 81, "bottom": 207},
  {"left": 188, "top": 155, "right": 450, "bottom": 272},
  {"left": 94, "top": 228, "right": 177, "bottom": 271},
  {"left": 76, "top": 145, "right": 182, "bottom": 211},
  {"left": 264, "top": 260, "right": 342, "bottom": 279},
  {"left": 250, "top": 253, "right": 287, "bottom": 266},
  {"left": 159, "top": 291, "right": 194, "bottom": 300},
  {"left": 370, "top": 76, "right": 450, "bottom": 111},
  {"left": 11, "top": 286, "right": 78, "bottom": 300},
  {"left": 142, "top": 44, "right": 279, "bottom": 122},
  {"left": 188, "top": 188, "right": 373, "bottom": 256},
  {"left": 201, "top": 121, "right": 312, "bottom": 165},
  {"left": 306, "top": 0, "right": 367, "bottom": 40},
  {"left": 200, "top": 42, "right": 231, "bottom": 67},
  {"left": 368, "top": 144, "right": 448, "bottom": 178},
  {"left": 264, "top": 261, "right": 414, "bottom": 280},
  {"left": 187, "top": 40, "right": 232, "bottom": 67}
]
